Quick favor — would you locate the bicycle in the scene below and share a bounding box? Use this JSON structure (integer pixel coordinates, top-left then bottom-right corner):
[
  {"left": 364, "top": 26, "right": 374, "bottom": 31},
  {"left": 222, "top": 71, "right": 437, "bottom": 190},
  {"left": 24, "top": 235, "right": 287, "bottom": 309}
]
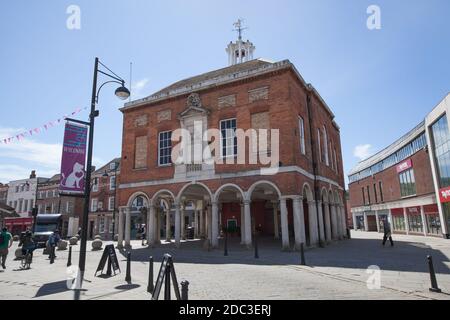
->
[{"left": 20, "top": 250, "right": 33, "bottom": 270}]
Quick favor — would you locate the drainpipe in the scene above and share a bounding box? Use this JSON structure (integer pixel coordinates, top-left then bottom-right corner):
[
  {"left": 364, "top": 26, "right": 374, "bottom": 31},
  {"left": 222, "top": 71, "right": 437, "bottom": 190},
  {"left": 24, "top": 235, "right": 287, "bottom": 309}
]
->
[{"left": 306, "top": 86, "right": 324, "bottom": 248}]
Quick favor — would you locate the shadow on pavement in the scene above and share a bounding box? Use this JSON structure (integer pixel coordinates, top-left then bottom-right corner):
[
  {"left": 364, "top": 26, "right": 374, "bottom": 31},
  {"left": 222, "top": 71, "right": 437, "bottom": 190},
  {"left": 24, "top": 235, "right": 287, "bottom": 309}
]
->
[
  {"left": 115, "top": 284, "right": 140, "bottom": 290},
  {"left": 34, "top": 280, "right": 69, "bottom": 298},
  {"left": 113, "top": 235, "right": 450, "bottom": 274}
]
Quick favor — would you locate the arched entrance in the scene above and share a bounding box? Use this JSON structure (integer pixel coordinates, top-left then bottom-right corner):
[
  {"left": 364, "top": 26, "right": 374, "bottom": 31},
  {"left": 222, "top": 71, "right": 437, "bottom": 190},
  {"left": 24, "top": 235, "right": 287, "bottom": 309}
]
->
[
  {"left": 247, "top": 181, "right": 282, "bottom": 248},
  {"left": 177, "top": 182, "right": 213, "bottom": 247},
  {"left": 214, "top": 184, "right": 246, "bottom": 244},
  {"left": 151, "top": 189, "right": 176, "bottom": 244},
  {"left": 302, "top": 183, "right": 316, "bottom": 247}
]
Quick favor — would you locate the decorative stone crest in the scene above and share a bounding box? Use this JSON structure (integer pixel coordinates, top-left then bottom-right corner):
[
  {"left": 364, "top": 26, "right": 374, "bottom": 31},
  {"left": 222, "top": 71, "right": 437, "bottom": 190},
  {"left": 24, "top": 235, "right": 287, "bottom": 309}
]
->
[{"left": 186, "top": 93, "right": 202, "bottom": 108}]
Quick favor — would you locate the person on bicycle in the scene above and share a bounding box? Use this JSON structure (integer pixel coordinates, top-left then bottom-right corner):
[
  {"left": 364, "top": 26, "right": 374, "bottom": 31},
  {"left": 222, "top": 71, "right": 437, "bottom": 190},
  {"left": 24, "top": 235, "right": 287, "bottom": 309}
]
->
[
  {"left": 48, "top": 229, "right": 61, "bottom": 260},
  {"left": 19, "top": 230, "right": 36, "bottom": 259}
]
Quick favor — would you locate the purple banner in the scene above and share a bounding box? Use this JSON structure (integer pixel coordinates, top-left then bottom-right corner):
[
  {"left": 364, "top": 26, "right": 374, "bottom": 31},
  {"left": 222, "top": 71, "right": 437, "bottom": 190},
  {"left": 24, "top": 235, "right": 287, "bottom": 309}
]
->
[{"left": 59, "top": 122, "right": 88, "bottom": 194}]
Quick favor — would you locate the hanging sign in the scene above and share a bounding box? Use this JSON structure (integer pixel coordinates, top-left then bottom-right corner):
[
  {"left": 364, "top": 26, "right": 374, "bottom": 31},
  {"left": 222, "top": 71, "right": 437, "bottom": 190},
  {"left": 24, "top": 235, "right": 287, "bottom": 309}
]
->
[{"left": 59, "top": 122, "right": 88, "bottom": 195}]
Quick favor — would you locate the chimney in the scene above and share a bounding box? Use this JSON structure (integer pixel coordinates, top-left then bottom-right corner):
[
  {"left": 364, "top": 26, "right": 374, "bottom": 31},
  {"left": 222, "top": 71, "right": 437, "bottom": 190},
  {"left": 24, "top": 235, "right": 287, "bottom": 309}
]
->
[{"left": 30, "top": 170, "right": 36, "bottom": 179}]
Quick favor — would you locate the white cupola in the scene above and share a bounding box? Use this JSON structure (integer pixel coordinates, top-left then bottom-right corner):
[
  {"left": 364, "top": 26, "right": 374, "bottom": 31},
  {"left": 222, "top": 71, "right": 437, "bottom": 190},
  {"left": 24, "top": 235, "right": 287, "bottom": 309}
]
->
[{"left": 226, "top": 19, "right": 255, "bottom": 66}]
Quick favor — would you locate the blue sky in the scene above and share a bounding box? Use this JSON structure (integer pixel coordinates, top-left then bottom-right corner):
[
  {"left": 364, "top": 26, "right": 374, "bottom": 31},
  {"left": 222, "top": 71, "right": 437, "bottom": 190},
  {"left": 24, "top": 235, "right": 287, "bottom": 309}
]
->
[{"left": 0, "top": 0, "right": 449, "bottom": 185}]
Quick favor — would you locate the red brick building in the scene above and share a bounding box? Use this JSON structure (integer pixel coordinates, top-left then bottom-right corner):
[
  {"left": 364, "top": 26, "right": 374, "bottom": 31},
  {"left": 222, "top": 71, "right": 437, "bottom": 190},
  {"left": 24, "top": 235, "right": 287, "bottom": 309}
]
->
[
  {"left": 88, "top": 158, "right": 120, "bottom": 240},
  {"left": 116, "top": 35, "right": 347, "bottom": 250},
  {"left": 348, "top": 121, "right": 442, "bottom": 237},
  {"left": 36, "top": 174, "right": 85, "bottom": 238}
]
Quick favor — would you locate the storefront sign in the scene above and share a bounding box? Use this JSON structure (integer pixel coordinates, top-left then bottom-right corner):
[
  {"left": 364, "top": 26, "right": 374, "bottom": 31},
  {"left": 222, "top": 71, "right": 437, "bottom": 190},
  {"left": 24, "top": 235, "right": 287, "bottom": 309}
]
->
[
  {"left": 439, "top": 186, "right": 450, "bottom": 203},
  {"left": 396, "top": 159, "right": 413, "bottom": 173},
  {"left": 59, "top": 122, "right": 88, "bottom": 195},
  {"left": 406, "top": 206, "right": 420, "bottom": 214}
]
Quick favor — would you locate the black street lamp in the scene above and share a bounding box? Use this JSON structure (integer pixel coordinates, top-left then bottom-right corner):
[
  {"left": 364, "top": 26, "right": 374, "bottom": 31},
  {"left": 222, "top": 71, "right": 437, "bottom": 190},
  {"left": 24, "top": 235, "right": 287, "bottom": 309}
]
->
[{"left": 77, "top": 58, "right": 129, "bottom": 295}]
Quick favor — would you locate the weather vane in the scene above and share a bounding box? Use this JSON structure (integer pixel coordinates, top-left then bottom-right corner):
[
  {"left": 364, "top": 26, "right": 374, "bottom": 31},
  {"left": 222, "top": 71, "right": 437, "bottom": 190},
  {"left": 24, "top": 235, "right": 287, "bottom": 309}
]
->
[{"left": 233, "top": 18, "right": 248, "bottom": 40}]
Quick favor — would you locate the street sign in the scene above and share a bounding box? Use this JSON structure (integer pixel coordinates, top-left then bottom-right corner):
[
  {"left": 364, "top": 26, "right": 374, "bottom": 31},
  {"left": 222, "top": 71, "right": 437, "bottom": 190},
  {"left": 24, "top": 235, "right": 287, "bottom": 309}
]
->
[
  {"left": 151, "top": 254, "right": 181, "bottom": 300},
  {"left": 94, "top": 244, "right": 121, "bottom": 276}
]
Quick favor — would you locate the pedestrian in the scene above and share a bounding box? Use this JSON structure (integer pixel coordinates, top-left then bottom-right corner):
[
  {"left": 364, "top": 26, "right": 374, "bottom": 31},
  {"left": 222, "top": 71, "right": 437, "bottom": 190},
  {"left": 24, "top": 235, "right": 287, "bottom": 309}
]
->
[
  {"left": 48, "top": 229, "right": 61, "bottom": 261},
  {"left": 0, "top": 227, "right": 13, "bottom": 269},
  {"left": 382, "top": 219, "right": 394, "bottom": 246},
  {"left": 141, "top": 225, "right": 146, "bottom": 246}
]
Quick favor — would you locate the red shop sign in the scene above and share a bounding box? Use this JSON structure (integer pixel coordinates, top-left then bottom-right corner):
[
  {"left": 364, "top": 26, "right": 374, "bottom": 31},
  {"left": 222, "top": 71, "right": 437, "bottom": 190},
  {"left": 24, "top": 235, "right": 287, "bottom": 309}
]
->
[
  {"left": 396, "top": 159, "right": 413, "bottom": 173},
  {"left": 439, "top": 186, "right": 450, "bottom": 203}
]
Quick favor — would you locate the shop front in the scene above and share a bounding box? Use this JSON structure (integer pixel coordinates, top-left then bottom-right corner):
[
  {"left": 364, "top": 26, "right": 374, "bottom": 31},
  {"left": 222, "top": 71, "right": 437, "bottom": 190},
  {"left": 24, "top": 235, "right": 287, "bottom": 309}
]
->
[
  {"left": 390, "top": 208, "right": 407, "bottom": 233},
  {"left": 4, "top": 217, "right": 33, "bottom": 235}
]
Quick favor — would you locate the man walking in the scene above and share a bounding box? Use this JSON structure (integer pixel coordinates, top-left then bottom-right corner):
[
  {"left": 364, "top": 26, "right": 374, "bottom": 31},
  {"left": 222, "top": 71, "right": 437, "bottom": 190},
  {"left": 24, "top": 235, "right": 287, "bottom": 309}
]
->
[
  {"left": 0, "top": 227, "right": 13, "bottom": 269},
  {"left": 382, "top": 219, "right": 394, "bottom": 246}
]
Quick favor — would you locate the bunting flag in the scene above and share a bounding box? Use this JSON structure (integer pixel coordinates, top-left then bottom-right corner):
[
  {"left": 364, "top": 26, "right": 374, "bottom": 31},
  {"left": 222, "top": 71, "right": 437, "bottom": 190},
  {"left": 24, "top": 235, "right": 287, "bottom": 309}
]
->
[{"left": 0, "top": 107, "right": 88, "bottom": 145}]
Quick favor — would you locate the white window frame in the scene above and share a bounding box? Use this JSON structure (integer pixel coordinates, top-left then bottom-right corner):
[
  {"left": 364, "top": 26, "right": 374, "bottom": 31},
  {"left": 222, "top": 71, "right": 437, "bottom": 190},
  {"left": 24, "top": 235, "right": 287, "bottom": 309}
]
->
[
  {"left": 91, "top": 198, "right": 98, "bottom": 212},
  {"left": 110, "top": 176, "right": 116, "bottom": 191},
  {"left": 317, "top": 129, "right": 322, "bottom": 162},
  {"left": 92, "top": 178, "right": 99, "bottom": 192},
  {"left": 220, "top": 118, "right": 237, "bottom": 158},
  {"left": 110, "top": 162, "right": 116, "bottom": 170},
  {"left": 99, "top": 217, "right": 105, "bottom": 234},
  {"left": 323, "top": 125, "right": 329, "bottom": 166},
  {"left": 108, "top": 196, "right": 115, "bottom": 211},
  {"left": 298, "top": 116, "right": 305, "bottom": 155},
  {"left": 158, "top": 130, "right": 173, "bottom": 166}
]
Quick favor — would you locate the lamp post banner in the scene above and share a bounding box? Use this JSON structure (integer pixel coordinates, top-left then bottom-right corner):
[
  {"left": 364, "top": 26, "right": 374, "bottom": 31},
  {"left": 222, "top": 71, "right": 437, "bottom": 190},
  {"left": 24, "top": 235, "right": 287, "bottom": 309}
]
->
[{"left": 59, "top": 122, "right": 88, "bottom": 194}]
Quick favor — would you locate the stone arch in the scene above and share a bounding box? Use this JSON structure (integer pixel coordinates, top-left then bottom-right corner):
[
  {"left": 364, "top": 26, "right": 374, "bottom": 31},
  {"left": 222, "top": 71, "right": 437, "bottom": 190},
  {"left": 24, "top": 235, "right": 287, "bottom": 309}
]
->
[
  {"left": 151, "top": 189, "right": 176, "bottom": 205},
  {"left": 247, "top": 180, "right": 282, "bottom": 201},
  {"left": 319, "top": 188, "right": 331, "bottom": 242},
  {"left": 302, "top": 182, "right": 314, "bottom": 202},
  {"left": 214, "top": 183, "right": 245, "bottom": 203},
  {"left": 177, "top": 181, "right": 213, "bottom": 203},
  {"left": 126, "top": 191, "right": 151, "bottom": 208},
  {"left": 301, "top": 182, "right": 315, "bottom": 247}
]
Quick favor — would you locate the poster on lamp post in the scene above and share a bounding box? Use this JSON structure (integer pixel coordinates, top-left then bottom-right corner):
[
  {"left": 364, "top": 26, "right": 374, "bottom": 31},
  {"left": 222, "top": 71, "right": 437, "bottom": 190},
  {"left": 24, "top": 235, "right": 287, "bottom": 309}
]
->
[{"left": 59, "top": 122, "right": 88, "bottom": 195}]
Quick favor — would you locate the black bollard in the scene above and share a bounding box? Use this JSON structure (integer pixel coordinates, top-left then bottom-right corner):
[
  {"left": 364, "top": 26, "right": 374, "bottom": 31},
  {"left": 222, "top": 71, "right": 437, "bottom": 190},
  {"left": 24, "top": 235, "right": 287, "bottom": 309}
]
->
[
  {"left": 427, "top": 255, "right": 441, "bottom": 293},
  {"left": 224, "top": 230, "right": 228, "bottom": 256},
  {"left": 67, "top": 245, "right": 72, "bottom": 267},
  {"left": 347, "top": 228, "right": 351, "bottom": 239},
  {"left": 125, "top": 251, "right": 131, "bottom": 283},
  {"left": 164, "top": 264, "right": 171, "bottom": 300},
  {"left": 300, "top": 243, "right": 306, "bottom": 266},
  {"left": 181, "top": 280, "right": 189, "bottom": 300},
  {"left": 254, "top": 233, "right": 259, "bottom": 259},
  {"left": 50, "top": 246, "right": 55, "bottom": 264},
  {"left": 147, "top": 256, "right": 154, "bottom": 293}
]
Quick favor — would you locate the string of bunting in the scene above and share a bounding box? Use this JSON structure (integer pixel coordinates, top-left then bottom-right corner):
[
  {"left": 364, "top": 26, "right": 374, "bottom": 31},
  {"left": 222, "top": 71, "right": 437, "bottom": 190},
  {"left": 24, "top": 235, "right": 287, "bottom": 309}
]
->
[{"left": 0, "top": 106, "right": 88, "bottom": 145}]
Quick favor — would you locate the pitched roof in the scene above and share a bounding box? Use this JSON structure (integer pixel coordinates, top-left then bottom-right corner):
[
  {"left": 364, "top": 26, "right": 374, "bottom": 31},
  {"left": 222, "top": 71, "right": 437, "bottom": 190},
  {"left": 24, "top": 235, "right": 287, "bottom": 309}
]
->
[
  {"left": 92, "top": 158, "right": 121, "bottom": 176},
  {"left": 152, "top": 59, "right": 274, "bottom": 96}
]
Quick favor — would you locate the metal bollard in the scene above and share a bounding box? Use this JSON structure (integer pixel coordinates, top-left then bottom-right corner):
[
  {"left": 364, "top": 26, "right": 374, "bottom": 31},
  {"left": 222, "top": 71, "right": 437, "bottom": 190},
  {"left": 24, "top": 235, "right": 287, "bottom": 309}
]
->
[
  {"left": 147, "top": 256, "right": 154, "bottom": 293},
  {"left": 67, "top": 245, "right": 72, "bottom": 267},
  {"left": 125, "top": 251, "right": 131, "bottom": 283},
  {"left": 181, "top": 280, "right": 189, "bottom": 300},
  {"left": 50, "top": 246, "right": 55, "bottom": 264},
  {"left": 346, "top": 228, "right": 351, "bottom": 239},
  {"left": 224, "top": 231, "right": 228, "bottom": 256},
  {"left": 427, "top": 255, "right": 441, "bottom": 293},
  {"left": 254, "top": 234, "right": 259, "bottom": 259},
  {"left": 164, "top": 264, "right": 171, "bottom": 300},
  {"left": 300, "top": 243, "right": 306, "bottom": 266}
]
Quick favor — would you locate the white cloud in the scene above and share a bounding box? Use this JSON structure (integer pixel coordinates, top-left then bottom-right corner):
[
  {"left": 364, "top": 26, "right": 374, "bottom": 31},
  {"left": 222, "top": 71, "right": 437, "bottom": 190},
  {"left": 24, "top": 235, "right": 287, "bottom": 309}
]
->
[
  {"left": 131, "top": 78, "right": 150, "bottom": 99},
  {"left": 353, "top": 144, "right": 373, "bottom": 160}
]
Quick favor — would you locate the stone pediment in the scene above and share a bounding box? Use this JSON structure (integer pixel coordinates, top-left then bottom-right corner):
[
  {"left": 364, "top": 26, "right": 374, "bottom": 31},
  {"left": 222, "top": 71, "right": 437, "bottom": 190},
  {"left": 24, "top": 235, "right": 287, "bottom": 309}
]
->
[{"left": 178, "top": 93, "right": 210, "bottom": 119}]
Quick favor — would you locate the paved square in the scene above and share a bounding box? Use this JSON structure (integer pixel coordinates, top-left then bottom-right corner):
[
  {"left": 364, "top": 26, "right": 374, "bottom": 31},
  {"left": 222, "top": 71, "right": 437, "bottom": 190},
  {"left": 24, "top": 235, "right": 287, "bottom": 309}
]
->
[{"left": 0, "top": 231, "right": 449, "bottom": 300}]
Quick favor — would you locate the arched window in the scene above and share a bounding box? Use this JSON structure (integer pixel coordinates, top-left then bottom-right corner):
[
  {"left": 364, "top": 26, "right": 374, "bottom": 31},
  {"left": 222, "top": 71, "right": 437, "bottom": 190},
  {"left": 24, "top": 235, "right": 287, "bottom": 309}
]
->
[
  {"left": 131, "top": 195, "right": 148, "bottom": 212},
  {"left": 323, "top": 126, "right": 329, "bottom": 166}
]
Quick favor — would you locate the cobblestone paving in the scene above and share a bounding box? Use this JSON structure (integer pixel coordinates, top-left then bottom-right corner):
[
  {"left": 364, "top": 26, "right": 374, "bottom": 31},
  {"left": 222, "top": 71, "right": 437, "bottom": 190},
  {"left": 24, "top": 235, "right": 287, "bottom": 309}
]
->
[{"left": 0, "top": 231, "right": 449, "bottom": 300}]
